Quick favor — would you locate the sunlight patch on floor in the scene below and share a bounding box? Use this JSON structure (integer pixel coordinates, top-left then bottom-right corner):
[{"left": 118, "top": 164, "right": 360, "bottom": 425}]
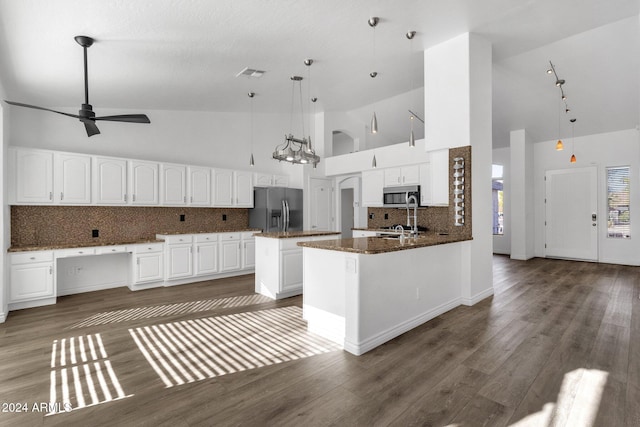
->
[
  {"left": 70, "top": 294, "right": 273, "bottom": 328},
  {"left": 509, "top": 368, "right": 609, "bottom": 427},
  {"left": 129, "top": 306, "right": 341, "bottom": 388},
  {"left": 47, "top": 333, "right": 131, "bottom": 415}
]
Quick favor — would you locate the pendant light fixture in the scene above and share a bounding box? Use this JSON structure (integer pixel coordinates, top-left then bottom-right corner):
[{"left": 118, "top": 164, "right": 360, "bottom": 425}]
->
[
  {"left": 248, "top": 91, "right": 255, "bottom": 166},
  {"left": 372, "top": 152, "right": 377, "bottom": 168},
  {"left": 406, "top": 30, "right": 417, "bottom": 147},
  {"left": 556, "top": 98, "right": 564, "bottom": 151},
  {"left": 570, "top": 118, "right": 577, "bottom": 163},
  {"left": 368, "top": 17, "right": 379, "bottom": 134},
  {"left": 272, "top": 60, "right": 320, "bottom": 166}
]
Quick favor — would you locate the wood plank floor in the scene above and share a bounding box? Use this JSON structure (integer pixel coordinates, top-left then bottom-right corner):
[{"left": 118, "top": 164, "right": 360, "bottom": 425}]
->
[{"left": 0, "top": 256, "right": 638, "bottom": 426}]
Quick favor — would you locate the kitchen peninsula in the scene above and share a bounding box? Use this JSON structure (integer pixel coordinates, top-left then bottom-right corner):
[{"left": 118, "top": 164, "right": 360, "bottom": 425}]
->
[
  {"left": 253, "top": 230, "right": 341, "bottom": 299},
  {"left": 298, "top": 232, "right": 474, "bottom": 355}
]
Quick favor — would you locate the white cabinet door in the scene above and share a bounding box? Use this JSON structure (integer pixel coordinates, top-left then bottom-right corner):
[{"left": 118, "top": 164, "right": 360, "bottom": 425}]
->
[
  {"left": 220, "top": 240, "right": 241, "bottom": 271},
  {"left": 352, "top": 230, "right": 378, "bottom": 237},
  {"left": 135, "top": 253, "right": 163, "bottom": 283},
  {"left": 161, "top": 164, "right": 187, "bottom": 205},
  {"left": 429, "top": 149, "right": 450, "bottom": 206},
  {"left": 130, "top": 161, "right": 159, "bottom": 205},
  {"left": 189, "top": 166, "right": 211, "bottom": 206},
  {"left": 213, "top": 169, "right": 234, "bottom": 206},
  {"left": 195, "top": 243, "right": 218, "bottom": 275},
  {"left": 242, "top": 239, "right": 256, "bottom": 269},
  {"left": 384, "top": 168, "right": 402, "bottom": 186},
  {"left": 235, "top": 171, "right": 253, "bottom": 207},
  {"left": 94, "top": 157, "right": 128, "bottom": 204},
  {"left": 166, "top": 244, "right": 193, "bottom": 279},
  {"left": 281, "top": 249, "right": 303, "bottom": 292},
  {"left": 13, "top": 148, "right": 54, "bottom": 204},
  {"left": 273, "top": 175, "right": 289, "bottom": 187},
  {"left": 362, "top": 170, "right": 384, "bottom": 207},
  {"left": 419, "top": 163, "right": 432, "bottom": 206},
  {"left": 254, "top": 173, "right": 273, "bottom": 187},
  {"left": 54, "top": 153, "right": 92, "bottom": 204},
  {"left": 10, "top": 262, "right": 54, "bottom": 302},
  {"left": 401, "top": 165, "right": 420, "bottom": 185}
]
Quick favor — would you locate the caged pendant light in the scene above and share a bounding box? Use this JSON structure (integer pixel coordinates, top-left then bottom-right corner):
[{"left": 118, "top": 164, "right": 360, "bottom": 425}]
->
[{"left": 368, "top": 17, "right": 379, "bottom": 134}]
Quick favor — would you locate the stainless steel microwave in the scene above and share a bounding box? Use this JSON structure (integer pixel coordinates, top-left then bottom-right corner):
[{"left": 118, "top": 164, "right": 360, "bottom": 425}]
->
[{"left": 382, "top": 185, "right": 420, "bottom": 207}]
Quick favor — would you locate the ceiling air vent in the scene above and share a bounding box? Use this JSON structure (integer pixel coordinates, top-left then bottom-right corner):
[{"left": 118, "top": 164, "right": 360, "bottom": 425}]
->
[{"left": 236, "top": 67, "right": 266, "bottom": 78}]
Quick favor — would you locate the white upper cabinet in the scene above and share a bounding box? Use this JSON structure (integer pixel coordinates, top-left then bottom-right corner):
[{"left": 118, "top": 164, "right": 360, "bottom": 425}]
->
[
  {"left": 54, "top": 153, "right": 91, "bottom": 204},
  {"left": 129, "top": 160, "right": 159, "bottom": 205},
  {"left": 93, "top": 157, "right": 128, "bottom": 204},
  {"left": 12, "top": 148, "right": 54, "bottom": 204},
  {"left": 421, "top": 149, "right": 449, "bottom": 206},
  {"left": 161, "top": 163, "right": 187, "bottom": 205},
  {"left": 254, "top": 172, "right": 273, "bottom": 187},
  {"left": 214, "top": 169, "right": 252, "bottom": 207},
  {"left": 188, "top": 166, "right": 211, "bottom": 206},
  {"left": 235, "top": 171, "right": 253, "bottom": 207},
  {"left": 384, "top": 165, "right": 419, "bottom": 187},
  {"left": 361, "top": 170, "right": 384, "bottom": 207},
  {"left": 213, "top": 168, "right": 234, "bottom": 206}
]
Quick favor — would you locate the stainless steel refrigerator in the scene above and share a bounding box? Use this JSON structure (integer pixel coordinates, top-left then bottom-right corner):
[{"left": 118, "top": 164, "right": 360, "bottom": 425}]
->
[{"left": 249, "top": 187, "right": 303, "bottom": 232}]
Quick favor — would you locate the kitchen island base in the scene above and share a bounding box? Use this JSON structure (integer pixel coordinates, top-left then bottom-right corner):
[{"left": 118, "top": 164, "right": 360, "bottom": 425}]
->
[{"left": 302, "top": 240, "right": 489, "bottom": 355}]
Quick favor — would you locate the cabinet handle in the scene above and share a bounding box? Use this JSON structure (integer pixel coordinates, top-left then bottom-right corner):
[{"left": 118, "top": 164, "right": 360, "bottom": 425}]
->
[
  {"left": 190, "top": 196, "right": 193, "bottom": 203},
  {"left": 124, "top": 194, "right": 127, "bottom": 202},
  {"left": 49, "top": 192, "right": 53, "bottom": 201},
  {"left": 184, "top": 196, "right": 187, "bottom": 203},
  {"left": 111, "top": 249, "right": 116, "bottom": 252},
  {"left": 148, "top": 247, "right": 152, "bottom": 250},
  {"left": 137, "top": 258, "right": 140, "bottom": 265},
  {"left": 78, "top": 251, "right": 83, "bottom": 254},
  {"left": 30, "top": 256, "right": 36, "bottom": 260},
  {"left": 49, "top": 266, "right": 52, "bottom": 274},
  {"left": 60, "top": 192, "right": 64, "bottom": 200},
  {"left": 133, "top": 194, "right": 136, "bottom": 202}
]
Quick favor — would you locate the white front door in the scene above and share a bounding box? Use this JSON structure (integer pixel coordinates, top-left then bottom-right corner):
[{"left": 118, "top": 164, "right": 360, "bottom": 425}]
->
[
  {"left": 545, "top": 167, "right": 598, "bottom": 261},
  {"left": 309, "top": 178, "right": 333, "bottom": 231}
]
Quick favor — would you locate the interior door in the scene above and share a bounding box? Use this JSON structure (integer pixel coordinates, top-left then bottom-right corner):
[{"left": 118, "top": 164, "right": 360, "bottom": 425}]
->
[
  {"left": 309, "top": 178, "right": 333, "bottom": 231},
  {"left": 545, "top": 167, "right": 598, "bottom": 261}
]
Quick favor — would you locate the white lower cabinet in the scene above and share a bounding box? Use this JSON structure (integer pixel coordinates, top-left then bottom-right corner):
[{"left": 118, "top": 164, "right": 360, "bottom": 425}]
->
[
  {"left": 166, "top": 244, "right": 193, "bottom": 279},
  {"left": 195, "top": 242, "right": 218, "bottom": 275},
  {"left": 220, "top": 233, "right": 241, "bottom": 272},
  {"left": 281, "top": 249, "right": 303, "bottom": 292},
  {"left": 131, "top": 243, "right": 164, "bottom": 285},
  {"left": 9, "top": 251, "right": 55, "bottom": 303},
  {"left": 241, "top": 232, "right": 256, "bottom": 269}
]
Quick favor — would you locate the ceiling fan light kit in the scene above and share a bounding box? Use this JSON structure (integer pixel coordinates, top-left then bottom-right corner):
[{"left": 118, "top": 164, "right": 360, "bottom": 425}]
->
[{"left": 4, "top": 35, "right": 150, "bottom": 137}]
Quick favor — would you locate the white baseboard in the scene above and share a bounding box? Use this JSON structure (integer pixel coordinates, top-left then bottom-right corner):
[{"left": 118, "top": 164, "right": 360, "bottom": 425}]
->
[
  {"left": 0, "top": 310, "right": 6, "bottom": 323},
  {"left": 344, "top": 297, "right": 462, "bottom": 356},
  {"left": 461, "top": 287, "right": 494, "bottom": 306},
  {"left": 8, "top": 297, "right": 57, "bottom": 311},
  {"left": 163, "top": 269, "right": 255, "bottom": 287}
]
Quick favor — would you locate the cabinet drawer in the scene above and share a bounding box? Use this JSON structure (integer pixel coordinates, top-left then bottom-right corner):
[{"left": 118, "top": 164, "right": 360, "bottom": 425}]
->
[
  {"left": 55, "top": 248, "right": 96, "bottom": 258},
  {"left": 95, "top": 245, "right": 128, "bottom": 254},
  {"left": 132, "top": 243, "right": 164, "bottom": 254},
  {"left": 219, "top": 233, "right": 240, "bottom": 241},
  {"left": 163, "top": 235, "right": 193, "bottom": 245},
  {"left": 11, "top": 251, "right": 54, "bottom": 265},
  {"left": 241, "top": 231, "right": 256, "bottom": 240},
  {"left": 195, "top": 233, "right": 218, "bottom": 243}
]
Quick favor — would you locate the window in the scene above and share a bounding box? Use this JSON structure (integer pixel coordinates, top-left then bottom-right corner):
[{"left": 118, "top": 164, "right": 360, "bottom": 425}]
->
[
  {"left": 607, "top": 166, "right": 630, "bottom": 238},
  {"left": 492, "top": 164, "right": 504, "bottom": 235}
]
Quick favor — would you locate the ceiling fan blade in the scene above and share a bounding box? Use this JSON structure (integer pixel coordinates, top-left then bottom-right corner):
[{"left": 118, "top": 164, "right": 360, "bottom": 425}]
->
[
  {"left": 94, "top": 114, "right": 150, "bottom": 124},
  {"left": 81, "top": 120, "right": 100, "bottom": 137},
  {"left": 4, "top": 100, "right": 80, "bottom": 119}
]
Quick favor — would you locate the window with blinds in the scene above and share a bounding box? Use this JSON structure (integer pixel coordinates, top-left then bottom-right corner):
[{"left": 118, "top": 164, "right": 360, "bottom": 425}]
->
[{"left": 607, "top": 166, "right": 630, "bottom": 239}]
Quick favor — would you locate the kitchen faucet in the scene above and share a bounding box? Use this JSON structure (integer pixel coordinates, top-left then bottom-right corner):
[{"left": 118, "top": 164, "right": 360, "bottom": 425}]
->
[{"left": 406, "top": 194, "right": 418, "bottom": 237}]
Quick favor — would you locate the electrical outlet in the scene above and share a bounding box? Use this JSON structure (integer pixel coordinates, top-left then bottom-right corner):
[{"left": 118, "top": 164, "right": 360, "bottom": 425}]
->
[
  {"left": 222, "top": 214, "right": 227, "bottom": 221},
  {"left": 384, "top": 213, "right": 389, "bottom": 220},
  {"left": 92, "top": 229, "right": 99, "bottom": 238},
  {"left": 180, "top": 214, "right": 185, "bottom": 222},
  {"left": 369, "top": 213, "right": 374, "bottom": 220}
]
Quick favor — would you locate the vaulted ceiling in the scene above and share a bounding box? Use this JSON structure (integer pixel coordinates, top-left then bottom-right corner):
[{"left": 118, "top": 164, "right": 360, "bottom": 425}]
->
[{"left": 0, "top": 0, "right": 637, "bottom": 148}]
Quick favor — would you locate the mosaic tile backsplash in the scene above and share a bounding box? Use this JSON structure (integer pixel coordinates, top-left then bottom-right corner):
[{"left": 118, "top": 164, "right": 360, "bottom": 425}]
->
[{"left": 11, "top": 206, "right": 249, "bottom": 248}]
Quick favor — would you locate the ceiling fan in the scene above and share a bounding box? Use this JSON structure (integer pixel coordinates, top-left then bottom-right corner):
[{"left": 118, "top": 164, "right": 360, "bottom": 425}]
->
[{"left": 4, "top": 35, "right": 150, "bottom": 137}]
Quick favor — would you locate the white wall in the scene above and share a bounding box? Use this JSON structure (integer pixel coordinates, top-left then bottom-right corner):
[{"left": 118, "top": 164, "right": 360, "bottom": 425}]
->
[
  {"left": 492, "top": 146, "right": 510, "bottom": 255},
  {"left": 8, "top": 107, "right": 302, "bottom": 176},
  {"left": 533, "top": 128, "right": 640, "bottom": 265}
]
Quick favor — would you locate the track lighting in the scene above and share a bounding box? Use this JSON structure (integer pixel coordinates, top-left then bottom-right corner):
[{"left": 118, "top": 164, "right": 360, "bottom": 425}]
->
[
  {"left": 407, "top": 30, "right": 418, "bottom": 147},
  {"left": 248, "top": 91, "right": 255, "bottom": 166},
  {"left": 369, "top": 17, "right": 379, "bottom": 135}
]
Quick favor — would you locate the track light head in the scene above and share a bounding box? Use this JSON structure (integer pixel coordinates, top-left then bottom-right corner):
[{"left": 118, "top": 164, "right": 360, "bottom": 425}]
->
[
  {"left": 368, "top": 17, "right": 379, "bottom": 27},
  {"left": 555, "top": 79, "right": 565, "bottom": 87},
  {"left": 406, "top": 31, "right": 416, "bottom": 40}
]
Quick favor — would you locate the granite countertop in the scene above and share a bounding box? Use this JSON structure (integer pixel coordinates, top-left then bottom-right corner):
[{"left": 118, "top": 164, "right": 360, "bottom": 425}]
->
[
  {"left": 254, "top": 230, "right": 342, "bottom": 239},
  {"left": 8, "top": 228, "right": 264, "bottom": 253},
  {"left": 157, "top": 228, "right": 261, "bottom": 235},
  {"left": 8, "top": 239, "right": 165, "bottom": 253},
  {"left": 297, "top": 233, "right": 472, "bottom": 254}
]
